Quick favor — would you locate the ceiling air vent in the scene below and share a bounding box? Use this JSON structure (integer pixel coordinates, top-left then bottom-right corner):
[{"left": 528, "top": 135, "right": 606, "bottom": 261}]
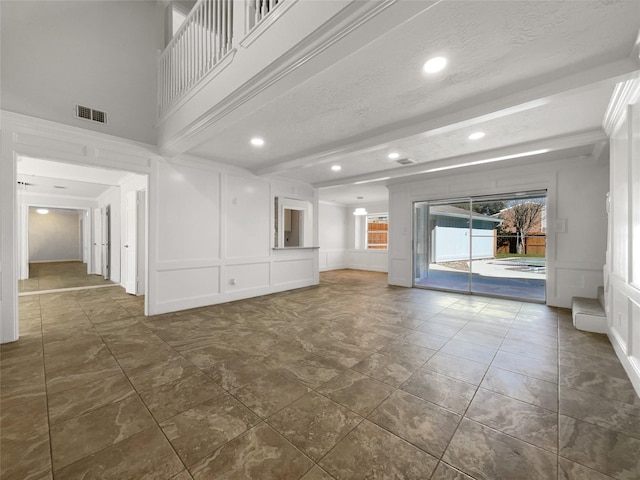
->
[
  {"left": 396, "top": 158, "right": 416, "bottom": 166},
  {"left": 76, "top": 105, "right": 107, "bottom": 124},
  {"left": 17, "top": 181, "right": 34, "bottom": 186}
]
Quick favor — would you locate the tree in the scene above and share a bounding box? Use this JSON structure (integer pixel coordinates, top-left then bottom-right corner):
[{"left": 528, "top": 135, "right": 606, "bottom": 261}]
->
[
  {"left": 500, "top": 199, "right": 545, "bottom": 254},
  {"left": 472, "top": 201, "right": 506, "bottom": 216}
]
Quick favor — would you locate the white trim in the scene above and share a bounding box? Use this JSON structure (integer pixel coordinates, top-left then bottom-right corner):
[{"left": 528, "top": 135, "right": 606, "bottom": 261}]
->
[
  {"left": 240, "top": 0, "right": 299, "bottom": 49},
  {"left": 157, "top": 49, "right": 237, "bottom": 121},
  {"left": 603, "top": 77, "right": 640, "bottom": 137},
  {"left": 159, "top": 0, "right": 408, "bottom": 156},
  {"left": 315, "top": 129, "right": 606, "bottom": 188},
  {"left": 19, "top": 284, "right": 118, "bottom": 296}
]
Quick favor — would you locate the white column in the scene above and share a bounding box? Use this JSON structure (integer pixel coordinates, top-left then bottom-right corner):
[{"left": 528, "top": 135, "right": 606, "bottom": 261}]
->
[{"left": 1, "top": 125, "right": 19, "bottom": 343}]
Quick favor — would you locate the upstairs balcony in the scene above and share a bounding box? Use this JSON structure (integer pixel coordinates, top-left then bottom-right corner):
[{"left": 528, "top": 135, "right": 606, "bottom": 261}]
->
[
  {"left": 158, "top": 0, "right": 283, "bottom": 117},
  {"left": 156, "top": 0, "right": 431, "bottom": 157}
]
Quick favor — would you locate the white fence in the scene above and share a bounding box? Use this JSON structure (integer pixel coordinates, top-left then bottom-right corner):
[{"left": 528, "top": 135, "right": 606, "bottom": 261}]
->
[{"left": 433, "top": 226, "right": 495, "bottom": 263}]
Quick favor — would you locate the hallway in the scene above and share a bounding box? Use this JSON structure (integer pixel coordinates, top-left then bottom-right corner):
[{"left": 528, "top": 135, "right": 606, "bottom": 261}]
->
[{"left": 1, "top": 270, "right": 639, "bottom": 479}]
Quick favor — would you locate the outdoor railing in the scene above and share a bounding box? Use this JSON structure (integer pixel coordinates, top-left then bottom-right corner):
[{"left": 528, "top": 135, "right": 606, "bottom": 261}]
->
[{"left": 158, "top": 0, "right": 285, "bottom": 116}]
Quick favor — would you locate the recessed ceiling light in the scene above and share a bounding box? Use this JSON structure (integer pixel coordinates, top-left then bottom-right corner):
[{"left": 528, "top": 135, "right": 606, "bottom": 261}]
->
[
  {"left": 36, "top": 208, "right": 49, "bottom": 215},
  {"left": 423, "top": 56, "right": 447, "bottom": 74},
  {"left": 468, "top": 131, "right": 486, "bottom": 140},
  {"left": 387, "top": 152, "right": 400, "bottom": 159},
  {"left": 353, "top": 207, "right": 368, "bottom": 216},
  {"left": 250, "top": 137, "right": 265, "bottom": 147},
  {"left": 331, "top": 165, "right": 342, "bottom": 172}
]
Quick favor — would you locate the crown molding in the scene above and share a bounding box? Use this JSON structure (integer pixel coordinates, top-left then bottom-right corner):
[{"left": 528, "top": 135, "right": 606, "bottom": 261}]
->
[
  {"left": 2, "top": 110, "right": 158, "bottom": 174},
  {"left": 158, "top": 0, "right": 423, "bottom": 156}
]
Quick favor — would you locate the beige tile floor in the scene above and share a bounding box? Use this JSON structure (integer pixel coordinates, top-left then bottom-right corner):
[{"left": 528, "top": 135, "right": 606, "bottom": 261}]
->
[
  {"left": 19, "top": 262, "right": 114, "bottom": 293},
  {"left": 2, "top": 269, "right": 640, "bottom": 479}
]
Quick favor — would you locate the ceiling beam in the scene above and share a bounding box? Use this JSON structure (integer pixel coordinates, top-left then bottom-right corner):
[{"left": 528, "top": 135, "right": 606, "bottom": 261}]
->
[
  {"left": 314, "top": 129, "right": 607, "bottom": 188},
  {"left": 256, "top": 58, "right": 638, "bottom": 177}
]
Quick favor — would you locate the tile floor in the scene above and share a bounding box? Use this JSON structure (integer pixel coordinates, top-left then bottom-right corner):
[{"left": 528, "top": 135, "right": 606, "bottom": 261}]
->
[
  {"left": 2, "top": 269, "right": 639, "bottom": 479},
  {"left": 19, "top": 261, "right": 114, "bottom": 293}
]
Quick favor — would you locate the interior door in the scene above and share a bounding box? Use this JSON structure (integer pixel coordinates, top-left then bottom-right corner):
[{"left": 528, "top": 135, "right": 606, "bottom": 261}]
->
[
  {"left": 102, "top": 205, "right": 111, "bottom": 279},
  {"left": 124, "top": 191, "right": 137, "bottom": 294},
  {"left": 93, "top": 208, "right": 102, "bottom": 275}
]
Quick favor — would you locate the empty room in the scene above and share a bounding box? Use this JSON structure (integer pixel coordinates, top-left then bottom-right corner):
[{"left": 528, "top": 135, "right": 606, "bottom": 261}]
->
[{"left": 1, "top": 1, "right": 639, "bottom": 479}]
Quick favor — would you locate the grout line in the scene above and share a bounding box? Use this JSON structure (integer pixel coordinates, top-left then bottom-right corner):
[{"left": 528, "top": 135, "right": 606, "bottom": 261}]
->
[
  {"left": 15, "top": 270, "right": 630, "bottom": 480},
  {"left": 37, "top": 295, "right": 56, "bottom": 480}
]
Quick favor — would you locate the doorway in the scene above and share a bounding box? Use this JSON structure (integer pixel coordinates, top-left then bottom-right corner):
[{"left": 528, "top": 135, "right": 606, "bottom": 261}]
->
[
  {"left": 414, "top": 192, "right": 547, "bottom": 302},
  {"left": 19, "top": 206, "right": 113, "bottom": 292},
  {"left": 16, "top": 157, "right": 148, "bottom": 300}
]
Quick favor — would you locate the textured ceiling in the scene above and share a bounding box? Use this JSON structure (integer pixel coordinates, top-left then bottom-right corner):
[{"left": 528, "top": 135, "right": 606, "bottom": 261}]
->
[
  {"left": 285, "top": 81, "right": 614, "bottom": 186},
  {"left": 17, "top": 157, "right": 132, "bottom": 199},
  {"left": 185, "top": 0, "right": 640, "bottom": 200}
]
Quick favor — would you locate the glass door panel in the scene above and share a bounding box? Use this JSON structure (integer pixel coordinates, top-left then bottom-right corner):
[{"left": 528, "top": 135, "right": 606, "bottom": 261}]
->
[
  {"left": 414, "top": 192, "right": 547, "bottom": 302},
  {"left": 470, "top": 196, "right": 546, "bottom": 301},
  {"left": 414, "top": 200, "right": 471, "bottom": 293}
]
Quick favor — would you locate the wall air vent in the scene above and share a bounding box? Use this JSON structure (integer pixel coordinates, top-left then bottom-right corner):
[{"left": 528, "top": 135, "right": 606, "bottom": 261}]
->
[
  {"left": 396, "top": 158, "right": 417, "bottom": 166},
  {"left": 76, "top": 105, "right": 107, "bottom": 124}
]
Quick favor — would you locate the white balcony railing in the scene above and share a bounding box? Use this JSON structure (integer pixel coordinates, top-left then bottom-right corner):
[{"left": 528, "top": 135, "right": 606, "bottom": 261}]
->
[
  {"left": 253, "top": 0, "right": 283, "bottom": 27},
  {"left": 158, "top": 0, "right": 285, "bottom": 116}
]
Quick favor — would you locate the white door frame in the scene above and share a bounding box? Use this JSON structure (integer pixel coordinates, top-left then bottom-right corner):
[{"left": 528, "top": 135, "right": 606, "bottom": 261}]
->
[
  {"left": 102, "top": 204, "right": 111, "bottom": 279},
  {"left": 124, "top": 190, "right": 137, "bottom": 294},
  {"left": 1, "top": 112, "right": 154, "bottom": 344},
  {"left": 136, "top": 190, "right": 147, "bottom": 296}
]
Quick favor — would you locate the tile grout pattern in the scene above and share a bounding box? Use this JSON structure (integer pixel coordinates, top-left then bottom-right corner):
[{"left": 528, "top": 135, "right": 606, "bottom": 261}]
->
[{"left": 2, "top": 268, "right": 640, "bottom": 479}]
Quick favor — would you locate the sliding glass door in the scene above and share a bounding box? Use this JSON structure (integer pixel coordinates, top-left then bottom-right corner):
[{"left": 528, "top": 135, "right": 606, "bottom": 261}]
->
[{"left": 414, "top": 192, "right": 547, "bottom": 302}]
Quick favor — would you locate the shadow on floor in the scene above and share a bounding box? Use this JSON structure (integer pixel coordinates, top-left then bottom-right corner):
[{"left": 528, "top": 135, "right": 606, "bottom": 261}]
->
[{"left": 415, "top": 269, "right": 545, "bottom": 302}]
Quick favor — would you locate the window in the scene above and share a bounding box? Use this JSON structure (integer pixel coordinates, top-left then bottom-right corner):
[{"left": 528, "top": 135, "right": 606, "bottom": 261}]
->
[{"left": 367, "top": 214, "right": 388, "bottom": 250}]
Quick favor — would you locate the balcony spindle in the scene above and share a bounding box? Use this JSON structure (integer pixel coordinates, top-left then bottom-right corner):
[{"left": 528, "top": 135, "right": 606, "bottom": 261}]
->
[{"left": 158, "top": 0, "right": 287, "bottom": 115}]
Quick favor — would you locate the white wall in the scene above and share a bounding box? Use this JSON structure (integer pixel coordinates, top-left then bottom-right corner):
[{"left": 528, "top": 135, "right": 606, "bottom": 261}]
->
[
  {"left": 318, "top": 200, "right": 389, "bottom": 273},
  {"left": 147, "top": 157, "right": 319, "bottom": 314},
  {"left": 28, "top": 209, "right": 82, "bottom": 262},
  {"left": 347, "top": 201, "right": 389, "bottom": 273},
  {"left": 388, "top": 155, "right": 608, "bottom": 308},
  {"left": 1, "top": 113, "right": 320, "bottom": 342},
  {"left": 0, "top": 0, "right": 162, "bottom": 145},
  {"left": 319, "top": 202, "right": 348, "bottom": 271},
  {"left": 17, "top": 192, "right": 98, "bottom": 279},
  {"left": 605, "top": 82, "right": 640, "bottom": 396}
]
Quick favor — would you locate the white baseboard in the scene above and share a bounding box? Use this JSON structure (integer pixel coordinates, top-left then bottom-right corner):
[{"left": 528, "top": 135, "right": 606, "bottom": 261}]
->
[{"left": 609, "top": 328, "right": 640, "bottom": 400}]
